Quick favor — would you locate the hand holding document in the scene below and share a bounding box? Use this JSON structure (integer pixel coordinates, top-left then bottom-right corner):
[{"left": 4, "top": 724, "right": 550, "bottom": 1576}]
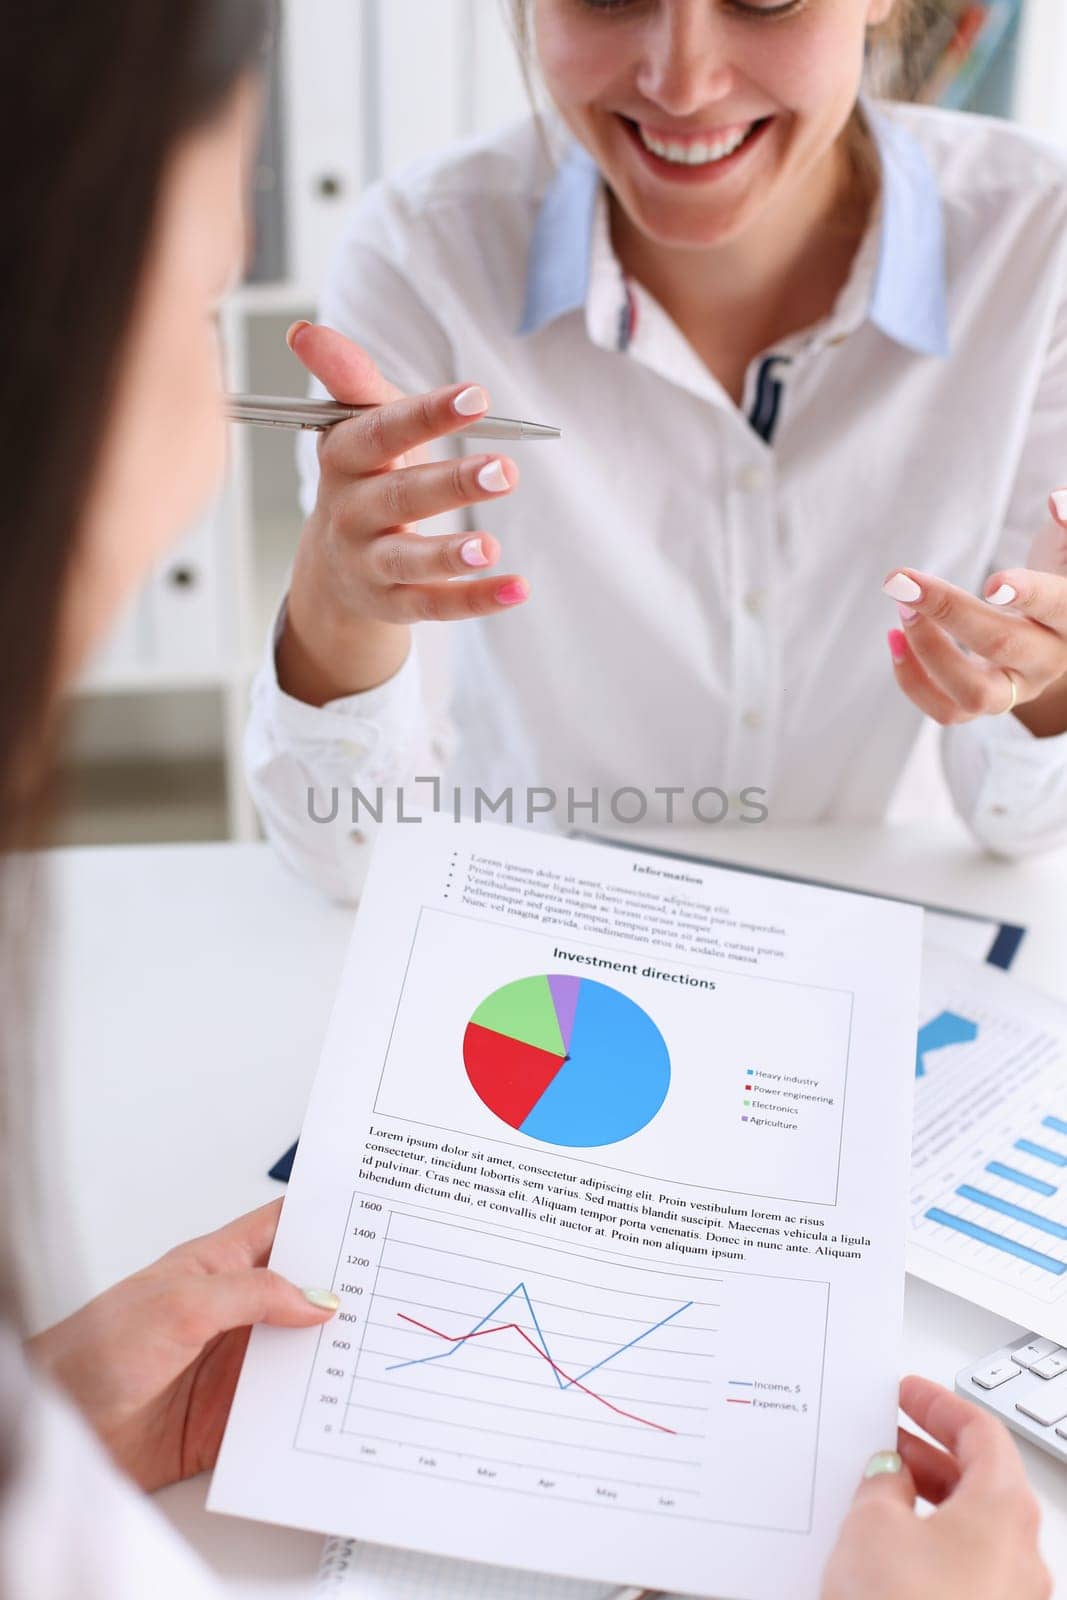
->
[{"left": 211, "top": 820, "right": 921, "bottom": 1600}]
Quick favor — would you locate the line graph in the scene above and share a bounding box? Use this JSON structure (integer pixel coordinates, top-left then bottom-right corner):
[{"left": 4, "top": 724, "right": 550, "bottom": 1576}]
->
[
  {"left": 391, "top": 1283, "right": 693, "bottom": 1433},
  {"left": 295, "top": 1195, "right": 829, "bottom": 1529}
]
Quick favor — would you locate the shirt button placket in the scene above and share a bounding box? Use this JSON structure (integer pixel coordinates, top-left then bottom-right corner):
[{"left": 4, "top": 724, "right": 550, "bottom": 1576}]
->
[{"left": 731, "top": 457, "right": 776, "bottom": 810}]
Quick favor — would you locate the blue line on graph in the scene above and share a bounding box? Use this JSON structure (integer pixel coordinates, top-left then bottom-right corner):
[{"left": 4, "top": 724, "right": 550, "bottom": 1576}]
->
[
  {"left": 728, "top": 1380, "right": 754, "bottom": 1387},
  {"left": 570, "top": 1302, "right": 696, "bottom": 1387},
  {"left": 957, "top": 1185, "right": 1067, "bottom": 1241},
  {"left": 926, "top": 1208, "right": 1067, "bottom": 1274},
  {"left": 986, "top": 1162, "right": 1056, "bottom": 1198},
  {"left": 1043, "top": 1116, "right": 1067, "bottom": 1138},
  {"left": 386, "top": 1280, "right": 694, "bottom": 1391},
  {"left": 1015, "top": 1139, "right": 1067, "bottom": 1168}
]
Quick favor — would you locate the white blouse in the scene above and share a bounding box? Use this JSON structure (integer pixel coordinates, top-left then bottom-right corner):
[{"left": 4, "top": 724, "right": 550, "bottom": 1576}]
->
[
  {"left": 246, "top": 102, "right": 1067, "bottom": 903},
  {"left": 0, "top": 1353, "right": 221, "bottom": 1599}
]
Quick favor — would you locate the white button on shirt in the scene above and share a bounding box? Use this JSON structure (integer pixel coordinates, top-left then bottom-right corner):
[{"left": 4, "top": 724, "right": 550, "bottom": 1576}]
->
[
  {"left": 737, "top": 465, "right": 767, "bottom": 494},
  {"left": 247, "top": 102, "right": 1067, "bottom": 903}
]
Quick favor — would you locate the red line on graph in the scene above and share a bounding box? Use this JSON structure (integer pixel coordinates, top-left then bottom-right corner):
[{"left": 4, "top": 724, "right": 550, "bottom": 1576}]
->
[
  {"left": 396, "top": 1312, "right": 677, "bottom": 1435},
  {"left": 726, "top": 1398, "right": 752, "bottom": 1405}
]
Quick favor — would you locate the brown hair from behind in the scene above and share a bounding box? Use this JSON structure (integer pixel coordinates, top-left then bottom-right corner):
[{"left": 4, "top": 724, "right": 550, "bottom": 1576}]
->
[{"left": 0, "top": 2, "right": 271, "bottom": 1496}]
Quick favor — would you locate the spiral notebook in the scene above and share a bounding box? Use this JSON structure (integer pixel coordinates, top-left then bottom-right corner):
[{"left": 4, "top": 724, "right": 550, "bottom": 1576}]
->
[{"left": 315, "top": 1538, "right": 617, "bottom": 1600}]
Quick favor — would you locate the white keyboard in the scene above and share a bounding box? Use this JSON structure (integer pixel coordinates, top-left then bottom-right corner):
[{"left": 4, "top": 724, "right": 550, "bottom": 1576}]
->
[{"left": 957, "top": 1332, "right": 1067, "bottom": 1461}]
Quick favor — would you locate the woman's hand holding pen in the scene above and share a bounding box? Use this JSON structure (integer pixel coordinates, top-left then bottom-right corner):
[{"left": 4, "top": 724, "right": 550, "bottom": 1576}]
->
[
  {"left": 278, "top": 322, "right": 527, "bottom": 708},
  {"left": 883, "top": 493, "right": 1067, "bottom": 736},
  {"left": 822, "top": 1377, "right": 1049, "bottom": 1600}
]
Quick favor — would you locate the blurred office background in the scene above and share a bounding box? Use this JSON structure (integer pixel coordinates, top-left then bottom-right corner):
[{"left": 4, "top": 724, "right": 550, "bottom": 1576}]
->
[{"left": 61, "top": 0, "right": 1067, "bottom": 846}]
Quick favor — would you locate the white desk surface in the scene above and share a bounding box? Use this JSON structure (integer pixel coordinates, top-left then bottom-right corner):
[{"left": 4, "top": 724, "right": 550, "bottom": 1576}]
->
[{"left": 44, "top": 822, "right": 1067, "bottom": 1595}]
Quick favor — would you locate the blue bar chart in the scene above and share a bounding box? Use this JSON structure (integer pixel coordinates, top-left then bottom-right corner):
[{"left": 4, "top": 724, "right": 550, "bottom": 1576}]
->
[
  {"left": 909, "top": 952, "right": 1067, "bottom": 1321},
  {"left": 923, "top": 1115, "right": 1067, "bottom": 1276}
]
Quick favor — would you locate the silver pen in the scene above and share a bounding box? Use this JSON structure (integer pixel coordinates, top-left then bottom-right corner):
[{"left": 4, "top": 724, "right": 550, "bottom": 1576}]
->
[{"left": 225, "top": 394, "right": 560, "bottom": 441}]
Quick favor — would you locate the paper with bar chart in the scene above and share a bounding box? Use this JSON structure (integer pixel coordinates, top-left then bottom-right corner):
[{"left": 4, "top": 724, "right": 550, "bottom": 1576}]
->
[
  {"left": 211, "top": 820, "right": 921, "bottom": 1600},
  {"left": 910, "top": 947, "right": 1067, "bottom": 1340}
]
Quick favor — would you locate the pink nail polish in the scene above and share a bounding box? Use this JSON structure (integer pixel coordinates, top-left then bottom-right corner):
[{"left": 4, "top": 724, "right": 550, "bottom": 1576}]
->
[
  {"left": 887, "top": 629, "right": 908, "bottom": 665},
  {"left": 897, "top": 602, "right": 918, "bottom": 625},
  {"left": 494, "top": 580, "right": 527, "bottom": 607},
  {"left": 460, "top": 538, "right": 489, "bottom": 568}
]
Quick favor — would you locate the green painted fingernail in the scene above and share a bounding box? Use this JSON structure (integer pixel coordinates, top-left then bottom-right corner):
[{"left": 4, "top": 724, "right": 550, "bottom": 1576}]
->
[
  {"left": 303, "top": 1288, "right": 339, "bottom": 1311},
  {"left": 864, "top": 1450, "right": 902, "bottom": 1478}
]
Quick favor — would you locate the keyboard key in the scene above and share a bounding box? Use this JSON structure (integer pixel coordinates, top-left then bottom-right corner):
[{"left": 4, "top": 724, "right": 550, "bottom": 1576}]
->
[
  {"left": 1012, "top": 1337, "right": 1061, "bottom": 1370},
  {"left": 1030, "top": 1350, "right": 1067, "bottom": 1380},
  {"left": 971, "top": 1359, "right": 1020, "bottom": 1390},
  {"left": 1016, "top": 1378, "right": 1067, "bottom": 1425}
]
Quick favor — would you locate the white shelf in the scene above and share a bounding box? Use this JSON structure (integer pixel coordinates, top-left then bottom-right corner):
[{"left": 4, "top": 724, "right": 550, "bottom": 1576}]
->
[
  {"left": 230, "top": 281, "right": 317, "bottom": 316},
  {"left": 75, "top": 666, "right": 236, "bottom": 697}
]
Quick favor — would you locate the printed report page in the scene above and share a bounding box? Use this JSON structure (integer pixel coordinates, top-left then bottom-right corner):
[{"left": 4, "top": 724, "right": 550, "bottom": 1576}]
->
[{"left": 211, "top": 819, "right": 921, "bottom": 1600}]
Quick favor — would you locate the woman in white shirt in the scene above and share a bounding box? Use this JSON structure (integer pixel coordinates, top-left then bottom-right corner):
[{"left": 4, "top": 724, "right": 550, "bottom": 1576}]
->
[
  {"left": 0, "top": 1, "right": 1049, "bottom": 1596},
  {"left": 247, "top": 0, "right": 1067, "bottom": 905}
]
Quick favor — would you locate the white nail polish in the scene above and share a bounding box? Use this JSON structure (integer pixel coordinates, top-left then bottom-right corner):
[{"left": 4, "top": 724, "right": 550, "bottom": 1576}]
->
[
  {"left": 1051, "top": 489, "right": 1067, "bottom": 523},
  {"left": 864, "top": 1450, "right": 902, "bottom": 1479},
  {"left": 986, "top": 583, "right": 1017, "bottom": 606},
  {"left": 460, "top": 537, "right": 489, "bottom": 567},
  {"left": 882, "top": 572, "right": 922, "bottom": 603},
  {"left": 453, "top": 385, "right": 488, "bottom": 416},
  {"left": 476, "top": 460, "right": 509, "bottom": 494},
  {"left": 303, "top": 1288, "right": 339, "bottom": 1311}
]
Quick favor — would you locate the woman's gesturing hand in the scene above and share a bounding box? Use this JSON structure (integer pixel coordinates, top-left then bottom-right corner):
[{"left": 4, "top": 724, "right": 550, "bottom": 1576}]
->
[
  {"left": 279, "top": 322, "right": 527, "bottom": 707},
  {"left": 822, "top": 1375, "right": 1050, "bottom": 1600},
  {"left": 883, "top": 495, "right": 1067, "bottom": 739},
  {"left": 26, "top": 1200, "right": 336, "bottom": 1492}
]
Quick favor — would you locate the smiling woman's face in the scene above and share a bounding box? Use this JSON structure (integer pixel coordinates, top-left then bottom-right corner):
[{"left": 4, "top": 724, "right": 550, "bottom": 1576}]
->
[{"left": 533, "top": 0, "right": 894, "bottom": 250}]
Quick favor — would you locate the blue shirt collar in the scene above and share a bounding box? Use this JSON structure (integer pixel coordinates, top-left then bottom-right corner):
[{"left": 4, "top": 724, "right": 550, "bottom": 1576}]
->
[
  {"left": 863, "top": 103, "right": 950, "bottom": 358},
  {"left": 517, "top": 104, "right": 949, "bottom": 360},
  {"left": 518, "top": 139, "right": 600, "bottom": 336}
]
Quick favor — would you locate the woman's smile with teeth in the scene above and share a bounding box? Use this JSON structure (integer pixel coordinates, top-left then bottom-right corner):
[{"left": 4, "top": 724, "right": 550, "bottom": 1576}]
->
[{"left": 637, "top": 122, "right": 755, "bottom": 165}]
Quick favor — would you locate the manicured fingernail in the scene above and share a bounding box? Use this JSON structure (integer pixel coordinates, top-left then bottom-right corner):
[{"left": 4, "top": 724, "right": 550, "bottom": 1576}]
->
[
  {"left": 887, "top": 629, "right": 908, "bottom": 664},
  {"left": 303, "top": 1288, "right": 339, "bottom": 1311},
  {"left": 285, "top": 319, "right": 312, "bottom": 351},
  {"left": 495, "top": 580, "right": 528, "bottom": 607},
  {"left": 460, "top": 537, "right": 490, "bottom": 567},
  {"left": 1050, "top": 489, "right": 1067, "bottom": 524},
  {"left": 897, "top": 602, "right": 917, "bottom": 625},
  {"left": 453, "top": 385, "right": 488, "bottom": 416},
  {"left": 883, "top": 572, "right": 922, "bottom": 603},
  {"left": 986, "top": 583, "right": 1017, "bottom": 606},
  {"left": 476, "top": 460, "right": 509, "bottom": 494},
  {"left": 864, "top": 1450, "right": 902, "bottom": 1478}
]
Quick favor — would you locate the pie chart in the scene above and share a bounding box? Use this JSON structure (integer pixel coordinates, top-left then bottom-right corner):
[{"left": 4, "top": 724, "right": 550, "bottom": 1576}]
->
[{"left": 462, "top": 974, "right": 670, "bottom": 1147}]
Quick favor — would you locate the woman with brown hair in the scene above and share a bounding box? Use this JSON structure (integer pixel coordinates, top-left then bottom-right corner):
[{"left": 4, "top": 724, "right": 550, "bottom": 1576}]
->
[
  {"left": 0, "top": 3, "right": 349, "bottom": 1591},
  {"left": 0, "top": 2, "right": 1050, "bottom": 1594}
]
